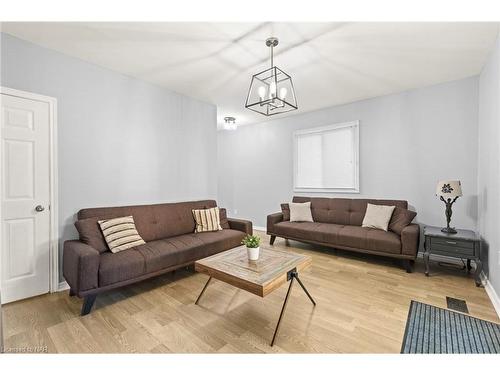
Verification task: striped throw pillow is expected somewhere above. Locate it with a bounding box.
[98,216,145,253]
[192,207,223,233]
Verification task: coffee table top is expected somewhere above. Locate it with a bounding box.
[194,246,312,297]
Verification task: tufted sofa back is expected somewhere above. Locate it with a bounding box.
[292,196,408,226]
[76,200,218,252]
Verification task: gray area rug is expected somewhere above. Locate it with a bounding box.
[401,300,500,353]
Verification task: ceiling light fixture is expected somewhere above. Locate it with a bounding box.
[224,116,237,130]
[245,37,298,116]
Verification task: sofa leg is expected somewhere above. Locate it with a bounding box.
[81,294,97,316]
[403,260,414,273]
[69,288,76,297]
[270,235,276,245]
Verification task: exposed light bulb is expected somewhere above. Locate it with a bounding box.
[224,116,237,130]
[269,81,277,99]
[258,86,266,101]
[279,87,287,100]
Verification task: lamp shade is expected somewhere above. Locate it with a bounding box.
[436,180,462,198]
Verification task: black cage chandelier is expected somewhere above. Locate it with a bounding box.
[245,37,298,116]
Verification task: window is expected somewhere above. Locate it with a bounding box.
[293,121,359,193]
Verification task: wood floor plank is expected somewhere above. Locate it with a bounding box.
[3,230,498,353]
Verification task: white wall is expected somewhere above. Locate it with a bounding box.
[218,77,479,233]
[0,33,218,279]
[478,36,500,296]
[1,31,492,293]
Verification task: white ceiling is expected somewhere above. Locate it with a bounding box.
[2,22,499,128]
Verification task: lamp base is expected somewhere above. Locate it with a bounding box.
[441,227,457,234]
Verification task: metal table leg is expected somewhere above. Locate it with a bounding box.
[294,272,316,305]
[271,276,295,346]
[474,259,483,287]
[270,269,316,346]
[195,276,212,305]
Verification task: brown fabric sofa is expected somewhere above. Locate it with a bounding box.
[63,199,252,315]
[267,196,419,271]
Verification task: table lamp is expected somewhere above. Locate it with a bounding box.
[436,180,462,234]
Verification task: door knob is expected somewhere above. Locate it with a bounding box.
[35,205,45,212]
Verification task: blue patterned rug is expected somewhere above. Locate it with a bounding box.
[401,300,500,353]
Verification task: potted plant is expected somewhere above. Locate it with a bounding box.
[241,234,261,261]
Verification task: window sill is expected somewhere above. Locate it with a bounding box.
[293,187,360,194]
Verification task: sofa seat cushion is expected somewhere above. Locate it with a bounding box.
[337,226,401,254]
[99,249,146,287]
[273,222,401,254]
[137,229,245,273]
[194,229,246,254]
[273,221,344,243]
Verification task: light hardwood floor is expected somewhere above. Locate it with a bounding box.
[3,230,499,353]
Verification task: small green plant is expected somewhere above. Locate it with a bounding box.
[241,234,260,248]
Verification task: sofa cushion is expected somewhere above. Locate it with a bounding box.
[136,229,245,273]
[273,222,401,254]
[98,216,145,253]
[78,200,218,242]
[338,226,401,254]
[292,196,407,226]
[389,207,417,235]
[361,204,396,231]
[319,223,345,243]
[280,203,290,221]
[99,249,146,287]
[365,229,401,253]
[75,217,109,253]
[289,202,314,222]
[219,208,230,229]
[195,229,246,254]
[192,207,223,232]
[273,221,343,243]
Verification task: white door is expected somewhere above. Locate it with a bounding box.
[1,93,51,303]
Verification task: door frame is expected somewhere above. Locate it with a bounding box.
[0,86,59,295]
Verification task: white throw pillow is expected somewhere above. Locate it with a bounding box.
[362,203,396,231]
[289,202,314,222]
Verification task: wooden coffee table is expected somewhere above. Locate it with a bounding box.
[194,245,315,346]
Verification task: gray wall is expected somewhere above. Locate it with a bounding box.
[218,77,479,233]
[0,33,218,280]
[478,35,500,296]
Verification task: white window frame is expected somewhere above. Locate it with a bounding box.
[293,120,360,193]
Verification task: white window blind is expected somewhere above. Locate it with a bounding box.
[293,121,359,193]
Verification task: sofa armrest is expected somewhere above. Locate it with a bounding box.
[228,218,253,235]
[63,240,100,295]
[401,223,420,257]
[267,212,284,234]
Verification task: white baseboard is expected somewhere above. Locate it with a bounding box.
[481,272,500,319]
[57,281,69,292]
[253,226,266,232]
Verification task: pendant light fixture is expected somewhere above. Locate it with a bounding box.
[245,37,298,116]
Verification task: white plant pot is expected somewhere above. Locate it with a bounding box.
[247,246,260,261]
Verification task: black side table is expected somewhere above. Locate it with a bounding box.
[423,226,482,287]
